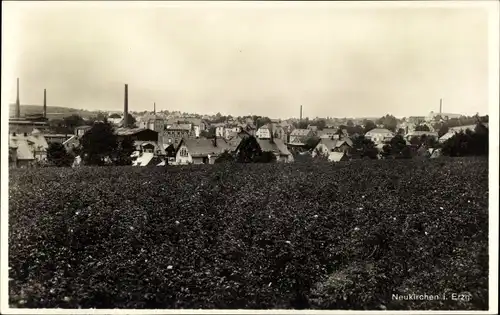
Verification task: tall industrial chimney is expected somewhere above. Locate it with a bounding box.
[123,84,129,127]
[300,105,303,120]
[16,78,21,118]
[43,89,47,119]
[154,102,156,115]
[439,98,442,116]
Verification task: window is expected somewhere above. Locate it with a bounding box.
[179,148,188,157]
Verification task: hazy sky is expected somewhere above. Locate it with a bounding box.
[2,1,494,118]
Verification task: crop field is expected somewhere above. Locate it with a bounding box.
[9,157,489,310]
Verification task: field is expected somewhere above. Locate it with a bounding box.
[9,157,489,310]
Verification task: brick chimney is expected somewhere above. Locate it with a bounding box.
[123,84,129,127]
[43,89,47,119]
[16,78,20,118]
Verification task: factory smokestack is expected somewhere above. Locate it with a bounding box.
[300,105,303,120]
[124,84,129,127]
[43,89,47,119]
[439,98,442,116]
[154,102,156,115]
[16,78,20,118]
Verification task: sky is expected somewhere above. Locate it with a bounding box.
[2,1,495,119]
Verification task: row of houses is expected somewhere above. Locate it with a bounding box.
[8,116,485,168]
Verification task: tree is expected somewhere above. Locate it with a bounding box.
[397,128,405,135]
[437,125,449,138]
[363,120,377,133]
[346,120,354,127]
[200,127,216,138]
[48,118,72,134]
[415,124,430,132]
[109,113,121,118]
[256,117,272,129]
[352,135,378,159]
[304,136,321,151]
[315,119,327,131]
[377,114,398,132]
[63,114,86,133]
[95,112,108,122]
[47,142,74,167]
[386,135,411,159]
[345,125,363,136]
[123,113,137,127]
[236,136,263,163]
[236,136,277,163]
[113,137,136,166]
[80,122,118,166]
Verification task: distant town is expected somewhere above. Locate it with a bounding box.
[8,79,489,167]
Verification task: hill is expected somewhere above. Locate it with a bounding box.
[9,104,101,120]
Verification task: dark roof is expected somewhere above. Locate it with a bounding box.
[257,138,292,156]
[177,137,230,157]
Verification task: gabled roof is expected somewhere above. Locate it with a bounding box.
[290,129,312,136]
[365,128,394,135]
[177,137,229,157]
[256,138,292,156]
[329,151,347,162]
[9,138,35,160]
[316,137,353,151]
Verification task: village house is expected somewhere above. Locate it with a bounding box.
[256,138,294,163]
[289,128,315,145]
[212,123,226,138]
[175,137,232,165]
[225,130,251,151]
[364,128,395,145]
[138,112,165,134]
[224,124,244,139]
[163,124,192,147]
[9,130,49,167]
[318,128,337,139]
[311,137,353,159]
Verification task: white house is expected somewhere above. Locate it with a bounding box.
[256,125,272,139]
[364,128,395,145]
[312,138,353,158]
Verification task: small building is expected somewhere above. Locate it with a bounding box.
[312,137,353,158]
[175,137,231,165]
[256,138,294,163]
[318,128,337,139]
[9,130,49,166]
[365,128,395,145]
[163,124,192,147]
[289,129,315,145]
